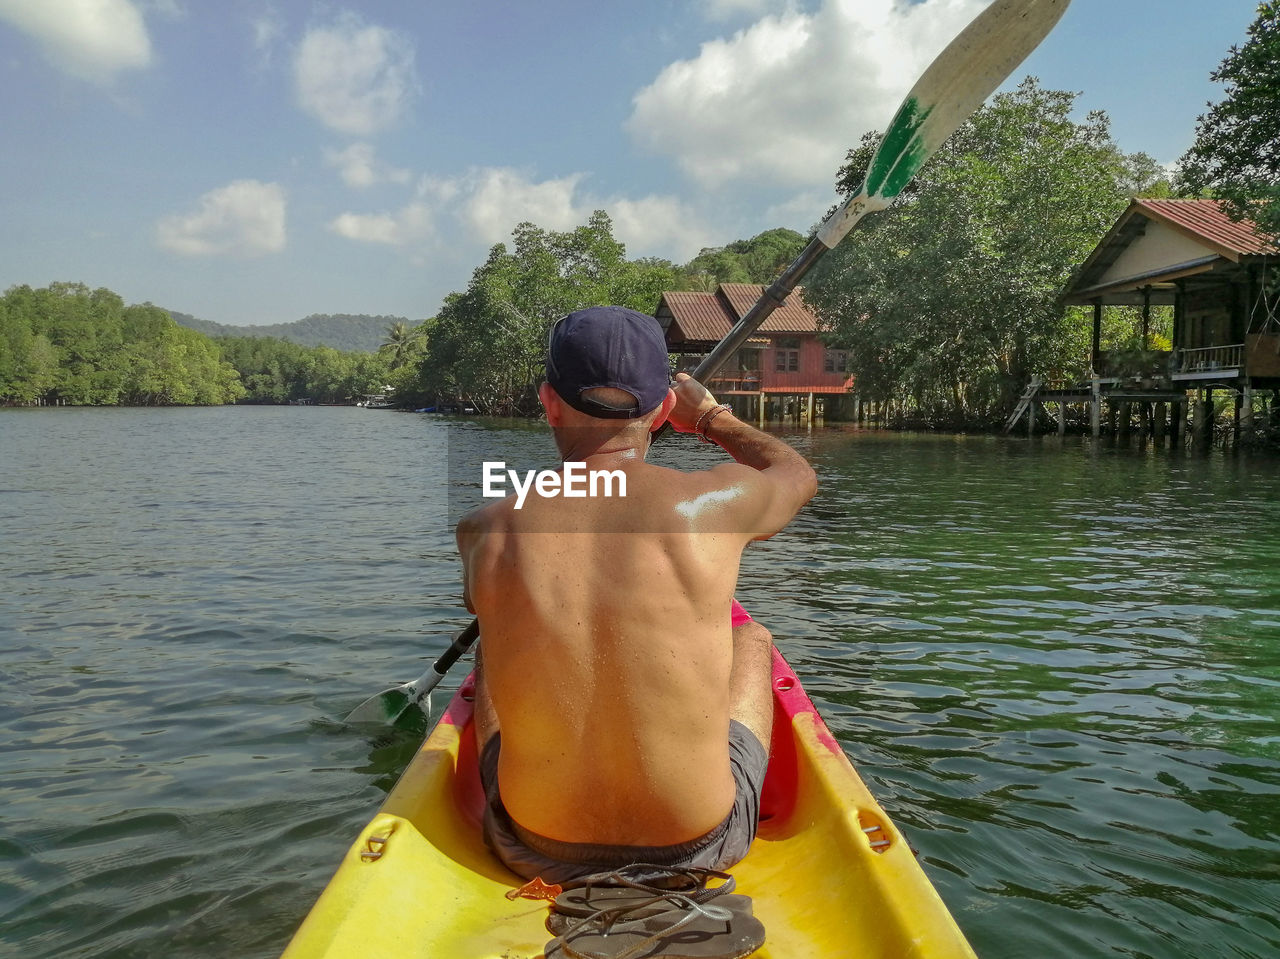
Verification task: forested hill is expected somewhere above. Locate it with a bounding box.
[167,310,420,352]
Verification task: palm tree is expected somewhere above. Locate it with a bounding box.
[380,321,414,369]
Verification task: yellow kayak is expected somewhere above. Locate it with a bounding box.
[282,649,978,958]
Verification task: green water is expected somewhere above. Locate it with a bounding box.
[1,409,1277,958]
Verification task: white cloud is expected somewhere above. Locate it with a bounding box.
[0,0,151,81]
[628,0,987,189]
[451,168,591,244]
[329,203,432,245]
[249,6,284,66]
[293,11,417,136]
[142,0,182,18]
[155,180,286,256]
[329,167,718,263]
[324,142,411,189]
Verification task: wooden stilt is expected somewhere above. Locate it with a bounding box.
[1198,390,1214,446]
[1091,376,1101,438]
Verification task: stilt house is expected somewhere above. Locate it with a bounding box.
[655,283,853,424]
[1015,199,1278,438]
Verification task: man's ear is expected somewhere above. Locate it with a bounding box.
[649,388,677,431]
[539,382,564,427]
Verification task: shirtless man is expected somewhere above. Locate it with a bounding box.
[456,305,816,882]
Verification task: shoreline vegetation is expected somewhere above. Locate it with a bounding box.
[0,220,810,413]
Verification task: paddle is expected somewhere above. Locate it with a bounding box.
[691,0,1072,380]
[346,0,1070,728]
[345,620,480,726]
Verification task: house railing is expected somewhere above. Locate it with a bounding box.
[707,373,763,392]
[1176,344,1244,374]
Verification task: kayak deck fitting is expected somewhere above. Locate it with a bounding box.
[282,648,978,958]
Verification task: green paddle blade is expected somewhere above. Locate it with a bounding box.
[345,622,480,728]
[345,668,436,725]
[818,0,1072,248]
[345,685,416,725]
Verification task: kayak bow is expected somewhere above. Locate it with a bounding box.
[282,649,977,958]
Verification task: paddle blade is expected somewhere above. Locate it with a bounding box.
[873,0,1070,199]
[818,0,1071,246]
[344,684,418,725]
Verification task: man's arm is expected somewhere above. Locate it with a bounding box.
[668,373,817,537]
[455,510,478,614]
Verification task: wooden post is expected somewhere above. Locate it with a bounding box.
[807,392,815,431]
[1092,301,1102,373]
[1091,376,1101,438]
[1141,287,1151,350]
[1058,400,1067,436]
[1242,383,1254,434]
[1154,402,1166,442]
[1197,390,1214,447]
[1118,401,1130,438]
[758,391,766,427]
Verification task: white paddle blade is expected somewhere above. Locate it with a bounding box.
[817,0,1071,248]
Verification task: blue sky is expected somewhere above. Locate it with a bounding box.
[0,0,1262,328]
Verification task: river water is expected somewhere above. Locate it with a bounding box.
[1,406,1277,959]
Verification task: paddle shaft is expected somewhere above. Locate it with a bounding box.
[418,619,481,701]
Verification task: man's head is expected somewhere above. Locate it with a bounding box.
[545,306,671,421]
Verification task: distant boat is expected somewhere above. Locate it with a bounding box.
[358,388,397,409]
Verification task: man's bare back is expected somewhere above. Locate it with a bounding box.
[456,306,816,873]
[461,459,762,844]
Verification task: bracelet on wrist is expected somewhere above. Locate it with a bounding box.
[692,403,723,435]
[696,403,732,443]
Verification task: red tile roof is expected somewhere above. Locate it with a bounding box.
[717,284,820,332]
[658,291,736,342]
[659,284,819,344]
[1134,198,1274,259]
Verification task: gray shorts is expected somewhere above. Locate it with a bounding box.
[478,720,769,883]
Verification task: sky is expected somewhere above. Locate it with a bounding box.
[0,0,1263,328]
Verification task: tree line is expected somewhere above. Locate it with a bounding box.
[0,283,245,406]
[0,282,403,407]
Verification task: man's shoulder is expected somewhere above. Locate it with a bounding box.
[457,496,515,539]
[665,459,765,490]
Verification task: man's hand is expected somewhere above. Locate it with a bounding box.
[668,372,723,434]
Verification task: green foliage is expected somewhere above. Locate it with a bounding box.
[1177,1,1280,240]
[677,228,807,291]
[172,310,420,352]
[0,282,245,406]
[804,78,1168,427]
[418,211,678,415]
[215,336,392,405]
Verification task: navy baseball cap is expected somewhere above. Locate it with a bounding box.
[546,306,671,419]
